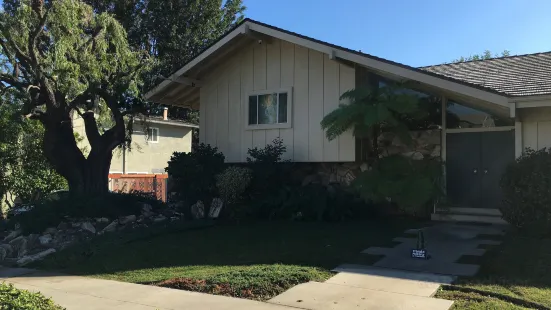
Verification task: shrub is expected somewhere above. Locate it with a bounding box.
[216,167,252,204]
[166,143,225,204]
[352,155,443,217]
[246,138,293,197]
[0,283,64,310]
[10,191,166,234]
[500,148,551,234]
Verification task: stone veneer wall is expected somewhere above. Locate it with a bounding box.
[301,130,441,187]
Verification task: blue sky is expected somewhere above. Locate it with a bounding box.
[244,0,551,67]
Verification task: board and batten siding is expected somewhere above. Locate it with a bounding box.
[520,107,551,151]
[199,38,355,163]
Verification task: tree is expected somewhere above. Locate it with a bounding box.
[453,50,510,63]
[0,0,148,195]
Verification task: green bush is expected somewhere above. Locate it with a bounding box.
[500,148,551,234]
[166,143,225,204]
[353,155,443,217]
[0,282,64,310]
[10,192,166,234]
[216,166,252,204]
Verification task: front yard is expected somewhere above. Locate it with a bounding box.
[436,233,551,309]
[34,219,417,300]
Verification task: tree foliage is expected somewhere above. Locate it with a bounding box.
[453,50,510,63]
[0,0,148,195]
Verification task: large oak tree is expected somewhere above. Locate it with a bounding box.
[0,0,148,195]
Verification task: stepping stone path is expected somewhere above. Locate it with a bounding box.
[267,222,507,310]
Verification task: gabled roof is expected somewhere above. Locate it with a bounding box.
[421,52,551,97]
[146,19,510,115]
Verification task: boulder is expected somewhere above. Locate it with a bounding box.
[0,244,13,257]
[95,217,109,223]
[57,222,69,230]
[403,151,424,160]
[81,222,96,234]
[43,227,57,235]
[190,201,205,219]
[153,215,167,223]
[101,220,118,233]
[27,234,39,250]
[9,236,28,258]
[142,204,153,213]
[17,249,56,266]
[209,198,223,219]
[0,247,6,261]
[39,234,53,246]
[119,215,137,225]
[3,230,21,242]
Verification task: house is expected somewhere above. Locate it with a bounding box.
[73,108,197,174]
[145,18,551,223]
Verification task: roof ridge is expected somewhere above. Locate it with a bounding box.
[420,51,551,68]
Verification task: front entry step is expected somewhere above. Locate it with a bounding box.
[431,212,507,225]
[268,281,454,310]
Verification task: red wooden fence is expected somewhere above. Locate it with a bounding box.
[108,174,168,202]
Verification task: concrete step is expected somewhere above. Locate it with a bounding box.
[431,213,507,225]
[330,264,455,297]
[268,281,454,310]
[436,207,502,217]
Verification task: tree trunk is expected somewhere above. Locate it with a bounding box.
[41,109,123,196]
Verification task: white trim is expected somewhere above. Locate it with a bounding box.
[509,102,516,118]
[147,127,160,143]
[146,20,510,111]
[446,126,515,133]
[515,121,522,158]
[508,94,551,102]
[516,100,551,108]
[244,87,293,130]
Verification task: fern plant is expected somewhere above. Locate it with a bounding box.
[321,83,443,215]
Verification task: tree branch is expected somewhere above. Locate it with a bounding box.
[28,5,50,67]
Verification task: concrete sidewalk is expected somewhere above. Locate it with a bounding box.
[0,268,290,310]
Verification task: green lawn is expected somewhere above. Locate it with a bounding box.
[435,233,551,310]
[35,219,417,300]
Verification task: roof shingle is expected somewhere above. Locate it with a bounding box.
[420,52,551,97]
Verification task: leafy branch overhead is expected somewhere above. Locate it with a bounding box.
[320,83,425,145]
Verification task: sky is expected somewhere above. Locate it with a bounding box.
[243,0,551,67]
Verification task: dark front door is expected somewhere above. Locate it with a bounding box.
[446,130,515,209]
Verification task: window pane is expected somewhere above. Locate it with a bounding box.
[258,93,278,124]
[278,93,288,123]
[248,96,258,125]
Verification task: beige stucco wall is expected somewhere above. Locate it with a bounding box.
[72,115,192,173]
[198,38,356,163]
[519,106,551,151]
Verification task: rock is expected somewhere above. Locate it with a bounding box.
[57,222,69,230]
[95,217,109,223]
[71,222,81,228]
[119,215,137,225]
[190,201,205,219]
[209,198,223,219]
[301,174,318,186]
[430,145,442,158]
[17,249,56,266]
[9,236,28,258]
[0,247,7,261]
[403,151,424,160]
[101,220,118,233]
[27,234,39,250]
[360,162,369,172]
[0,244,13,257]
[142,204,153,213]
[153,215,167,223]
[81,222,96,234]
[43,227,57,235]
[39,234,52,246]
[3,230,21,242]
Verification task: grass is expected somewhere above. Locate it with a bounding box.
[435,233,551,309]
[34,219,417,300]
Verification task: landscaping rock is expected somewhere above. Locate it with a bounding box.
[3,230,21,242]
[360,162,369,172]
[0,244,13,258]
[101,220,118,233]
[81,222,96,234]
[95,217,109,223]
[39,234,52,246]
[43,227,57,235]
[9,236,28,258]
[142,204,153,213]
[153,215,167,223]
[17,249,56,266]
[71,222,81,228]
[209,198,223,219]
[27,234,39,250]
[119,215,137,225]
[191,201,205,219]
[403,151,424,160]
[0,247,7,261]
[57,222,69,230]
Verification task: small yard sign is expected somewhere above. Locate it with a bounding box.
[410,230,429,260]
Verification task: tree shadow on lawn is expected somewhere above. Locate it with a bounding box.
[32,218,420,282]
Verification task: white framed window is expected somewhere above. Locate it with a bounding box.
[246,87,292,130]
[147,127,159,143]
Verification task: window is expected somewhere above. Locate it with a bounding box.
[147,128,159,143]
[246,88,292,129]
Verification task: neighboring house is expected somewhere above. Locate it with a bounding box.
[144,18,551,223]
[73,108,197,174]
